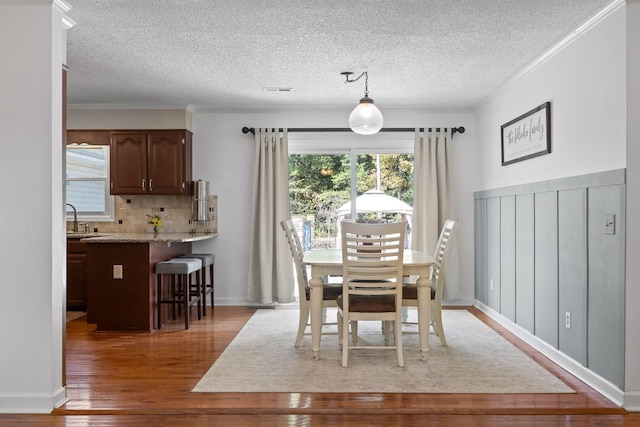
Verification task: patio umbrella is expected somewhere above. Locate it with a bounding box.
[336,190,413,216]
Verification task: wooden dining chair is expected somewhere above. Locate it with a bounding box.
[337,221,406,367]
[280,219,343,347]
[402,218,459,346]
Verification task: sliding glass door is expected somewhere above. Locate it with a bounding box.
[288,150,413,249]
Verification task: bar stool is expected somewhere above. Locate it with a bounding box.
[180,253,215,315]
[155,258,202,329]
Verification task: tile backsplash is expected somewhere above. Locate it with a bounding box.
[68,195,218,234]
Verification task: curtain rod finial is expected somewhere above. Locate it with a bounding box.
[452,126,465,136]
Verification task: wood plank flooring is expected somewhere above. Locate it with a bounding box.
[2,306,640,426]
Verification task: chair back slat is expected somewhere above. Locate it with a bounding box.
[341,221,406,300]
[431,219,459,300]
[280,219,308,296]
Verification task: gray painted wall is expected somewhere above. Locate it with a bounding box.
[534,191,559,348]
[474,169,626,388]
[500,196,516,322]
[515,194,535,332]
[558,188,587,365]
[486,197,501,312]
[587,185,625,388]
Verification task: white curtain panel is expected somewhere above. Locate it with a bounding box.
[411,128,460,300]
[246,129,295,304]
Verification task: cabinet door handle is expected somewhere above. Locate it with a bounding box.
[142,179,146,190]
[182,138,185,145]
[110,181,113,189]
[149,179,153,191]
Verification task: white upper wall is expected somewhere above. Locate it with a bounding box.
[67,108,193,130]
[474,3,627,191]
[190,108,477,306]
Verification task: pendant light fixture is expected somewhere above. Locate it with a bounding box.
[341,71,383,135]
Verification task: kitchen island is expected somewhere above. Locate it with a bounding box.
[83,232,217,332]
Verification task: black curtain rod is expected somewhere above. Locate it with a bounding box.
[241,126,465,136]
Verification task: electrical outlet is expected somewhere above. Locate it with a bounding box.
[113,265,123,279]
[490,279,494,291]
[565,312,571,329]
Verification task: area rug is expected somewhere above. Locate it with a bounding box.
[193,308,573,394]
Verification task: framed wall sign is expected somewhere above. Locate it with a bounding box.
[501,102,551,166]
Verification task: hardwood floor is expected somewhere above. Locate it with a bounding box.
[2,306,639,426]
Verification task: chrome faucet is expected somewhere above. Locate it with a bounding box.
[66,203,78,232]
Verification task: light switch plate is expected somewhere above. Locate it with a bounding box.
[113,265,123,279]
[605,214,616,235]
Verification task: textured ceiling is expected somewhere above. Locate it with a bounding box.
[66,0,614,110]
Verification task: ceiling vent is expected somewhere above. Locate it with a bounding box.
[263,87,293,92]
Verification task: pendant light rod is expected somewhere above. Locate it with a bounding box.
[341,71,369,96]
[241,126,465,136]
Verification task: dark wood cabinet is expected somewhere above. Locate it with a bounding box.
[67,130,111,146]
[110,130,192,195]
[86,241,191,331]
[110,132,148,194]
[67,239,88,310]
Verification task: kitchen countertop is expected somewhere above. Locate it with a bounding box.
[76,232,217,243]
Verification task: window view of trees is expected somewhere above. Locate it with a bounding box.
[288,153,414,249]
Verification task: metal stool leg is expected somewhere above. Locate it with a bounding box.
[209,263,215,311]
[157,274,163,330]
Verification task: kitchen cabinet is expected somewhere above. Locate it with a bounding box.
[84,233,215,332]
[67,239,88,310]
[110,130,192,195]
[67,129,111,146]
[86,240,188,331]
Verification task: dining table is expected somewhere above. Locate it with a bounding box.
[302,249,435,361]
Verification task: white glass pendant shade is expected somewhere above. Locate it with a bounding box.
[349,96,383,135]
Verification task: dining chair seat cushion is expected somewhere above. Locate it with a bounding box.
[336,294,396,313]
[402,285,436,301]
[305,284,343,301]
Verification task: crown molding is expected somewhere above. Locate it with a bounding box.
[0,0,73,11]
[476,0,625,109]
[0,0,51,4]
[67,103,193,111]
[0,0,76,28]
[53,0,70,12]
[54,0,75,29]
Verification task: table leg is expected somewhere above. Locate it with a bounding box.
[416,273,432,360]
[309,273,325,361]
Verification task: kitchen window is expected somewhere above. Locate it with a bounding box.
[66,145,115,221]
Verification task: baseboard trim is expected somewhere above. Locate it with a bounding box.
[474,301,624,408]
[0,386,67,414]
[212,297,277,307]
[213,298,478,308]
[625,391,640,412]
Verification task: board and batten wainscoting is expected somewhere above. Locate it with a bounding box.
[474,169,625,404]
